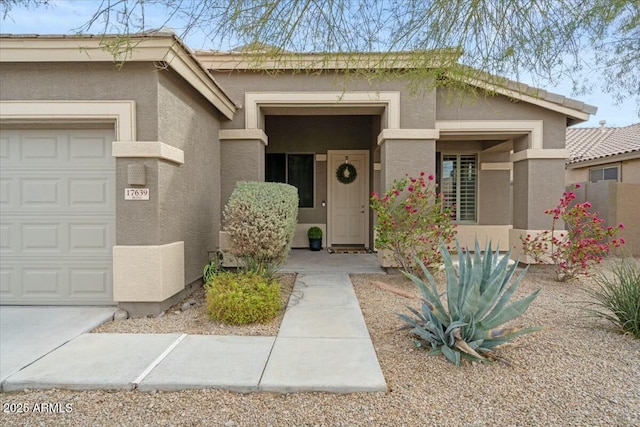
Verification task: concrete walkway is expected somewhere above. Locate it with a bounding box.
[1,273,387,393]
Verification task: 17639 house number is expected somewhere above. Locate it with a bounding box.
[124,188,150,200]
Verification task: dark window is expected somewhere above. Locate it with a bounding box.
[590,166,619,183]
[266,153,314,208]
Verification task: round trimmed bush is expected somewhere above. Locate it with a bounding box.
[204,272,282,324]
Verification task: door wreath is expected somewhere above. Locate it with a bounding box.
[336,163,357,184]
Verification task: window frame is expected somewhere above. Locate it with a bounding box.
[437,152,478,224]
[265,152,316,208]
[589,164,620,183]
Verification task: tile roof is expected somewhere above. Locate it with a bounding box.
[566,123,640,164]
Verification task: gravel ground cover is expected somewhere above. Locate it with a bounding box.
[92,274,297,336]
[2,265,639,426]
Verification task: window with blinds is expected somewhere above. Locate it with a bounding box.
[438,154,477,222]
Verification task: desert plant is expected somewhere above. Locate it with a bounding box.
[399,240,541,366]
[203,251,223,284]
[205,271,282,324]
[224,181,298,278]
[371,172,456,276]
[521,185,625,281]
[307,226,323,239]
[581,258,640,339]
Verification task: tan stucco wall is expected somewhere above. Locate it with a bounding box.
[513,158,566,230]
[0,62,160,140]
[436,88,567,150]
[211,71,436,130]
[156,70,223,286]
[570,181,640,256]
[622,158,640,183]
[566,158,640,185]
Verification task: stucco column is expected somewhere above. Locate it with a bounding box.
[377,129,439,190]
[111,141,186,312]
[219,129,268,208]
[219,129,268,258]
[509,148,568,260]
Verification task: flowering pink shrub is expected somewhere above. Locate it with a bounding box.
[371,172,456,276]
[521,185,625,281]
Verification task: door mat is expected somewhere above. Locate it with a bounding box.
[328,247,372,254]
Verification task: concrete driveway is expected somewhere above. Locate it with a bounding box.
[0,306,115,383]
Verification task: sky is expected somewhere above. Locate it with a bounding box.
[1,0,638,128]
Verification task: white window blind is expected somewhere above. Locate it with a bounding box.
[441,154,477,222]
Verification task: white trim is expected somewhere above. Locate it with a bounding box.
[112,141,184,164]
[436,120,543,149]
[510,149,568,163]
[480,162,512,171]
[376,128,439,145]
[0,36,236,119]
[219,128,268,145]
[0,100,135,141]
[245,91,400,130]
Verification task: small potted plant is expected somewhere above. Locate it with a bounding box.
[307,226,323,251]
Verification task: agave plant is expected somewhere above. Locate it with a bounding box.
[399,240,541,366]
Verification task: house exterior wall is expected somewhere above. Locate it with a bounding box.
[570,181,640,256]
[210,71,436,130]
[566,158,640,184]
[436,88,567,149]
[0,62,160,140]
[156,70,223,287]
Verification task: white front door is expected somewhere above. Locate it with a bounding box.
[328,150,369,247]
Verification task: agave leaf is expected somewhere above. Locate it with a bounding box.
[444,321,468,335]
[461,280,483,317]
[440,344,461,366]
[479,288,541,331]
[479,266,529,324]
[483,326,542,343]
[441,245,461,319]
[428,347,442,356]
[454,338,485,360]
[403,270,449,326]
[412,326,439,343]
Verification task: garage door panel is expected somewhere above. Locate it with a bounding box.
[69,134,111,161]
[21,223,63,253]
[0,128,115,305]
[22,268,63,296]
[21,133,65,162]
[69,222,112,252]
[21,178,62,207]
[69,177,111,207]
[70,268,111,297]
[0,178,10,205]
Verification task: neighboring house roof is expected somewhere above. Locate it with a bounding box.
[566,123,640,165]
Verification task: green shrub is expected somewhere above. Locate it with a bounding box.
[205,272,282,324]
[399,240,541,366]
[224,181,298,278]
[582,258,640,339]
[203,251,223,284]
[307,226,323,239]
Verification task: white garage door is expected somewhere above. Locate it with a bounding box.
[0,128,116,305]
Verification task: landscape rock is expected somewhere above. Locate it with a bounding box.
[113,309,129,321]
